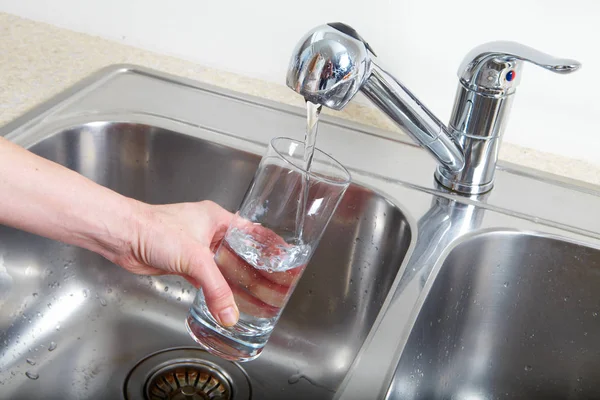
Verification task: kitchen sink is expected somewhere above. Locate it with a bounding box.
[386,231,600,399]
[2,65,600,400]
[0,122,412,399]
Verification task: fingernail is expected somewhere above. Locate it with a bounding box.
[218,305,239,327]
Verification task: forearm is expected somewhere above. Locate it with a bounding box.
[0,137,143,260]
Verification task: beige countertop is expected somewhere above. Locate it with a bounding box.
[2,12,599,187]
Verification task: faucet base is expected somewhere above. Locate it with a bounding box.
[434,167,494,195]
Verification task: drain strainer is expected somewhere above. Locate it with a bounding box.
[124,348,251,400]
[146,361,231,400]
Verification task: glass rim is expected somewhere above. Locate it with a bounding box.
[269,137,351,187]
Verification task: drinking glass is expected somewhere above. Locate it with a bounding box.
[186,137,351,361]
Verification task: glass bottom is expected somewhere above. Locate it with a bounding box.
[185,315,265,362]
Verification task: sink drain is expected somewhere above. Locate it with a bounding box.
[146,361,231,400]
[124,348,251,400]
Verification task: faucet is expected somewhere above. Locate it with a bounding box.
[286,23,581,195]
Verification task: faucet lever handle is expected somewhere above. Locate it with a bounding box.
[458,41,581,95]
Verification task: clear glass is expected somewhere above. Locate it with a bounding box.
[186,137,351,361]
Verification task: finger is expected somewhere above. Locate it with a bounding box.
[178,274,201,288]
[209,238,224,254]
[186,248,239,327]
[229,283,280,319]
[219,223,305,289]
[204,201,235,230]
[120,263,165,276]
[256,265,305,287]
[215,243,290,308]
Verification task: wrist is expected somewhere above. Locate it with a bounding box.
[81,195,149,264]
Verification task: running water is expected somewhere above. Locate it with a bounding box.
[303,101,322,171]
[296,101,322,240]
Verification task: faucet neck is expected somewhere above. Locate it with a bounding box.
[361,64,465,173]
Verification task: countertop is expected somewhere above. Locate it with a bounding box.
[2,12,599,187]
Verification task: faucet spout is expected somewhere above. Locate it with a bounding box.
[286,23,464,173]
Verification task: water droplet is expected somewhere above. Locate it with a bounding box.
[48,342,57,351]
[32,293,38,297]
[47,303,52,309]
[164,286,169,292]
[82,289,89,298]
[99,298,107,306]
[26,358,36,365]
[36,312,41,317]
[25,371,39,380]
[177,297,181,301]
[55,324,60,331]
[593,312,598,318]
[503,282,509,288]
[107,288,112,294]
[524,365,533,372]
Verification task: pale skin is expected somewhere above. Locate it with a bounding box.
[0,136,241,326]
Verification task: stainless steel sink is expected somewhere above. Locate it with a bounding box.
[1,65,600,400]
[386,231,600,399]
[0,122,411,399]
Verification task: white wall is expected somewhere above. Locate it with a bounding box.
[2,0,599,165]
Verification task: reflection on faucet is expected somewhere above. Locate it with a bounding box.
[319,60,334,91]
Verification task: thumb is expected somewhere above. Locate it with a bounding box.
[188,248,239,327]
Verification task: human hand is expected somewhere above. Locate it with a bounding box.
[113,200,240,327]
[109,200,305,325]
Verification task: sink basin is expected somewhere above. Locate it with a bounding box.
[0,122,412,399]
[386,231,600,399]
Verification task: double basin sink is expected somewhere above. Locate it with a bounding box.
[0,66,598,399]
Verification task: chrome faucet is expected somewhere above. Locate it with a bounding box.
[286,23,581,195]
